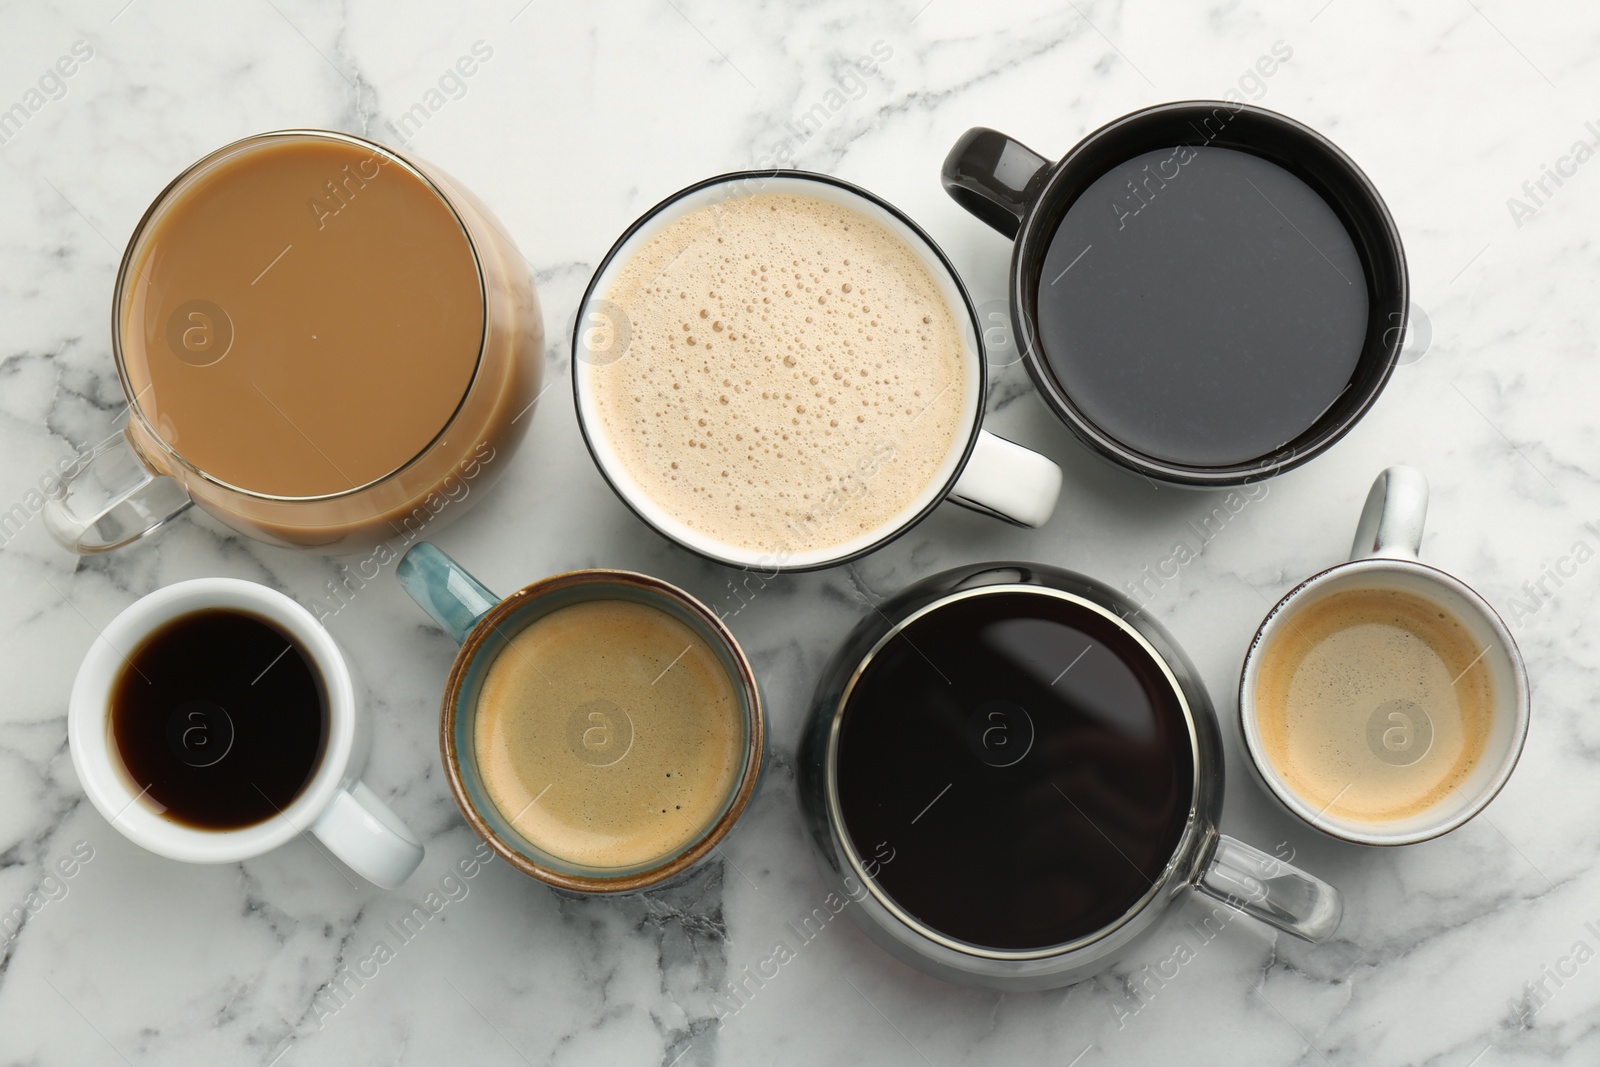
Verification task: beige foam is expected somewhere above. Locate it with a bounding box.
[1255,586,1495,823]
[473,599,742,869]
[591,192,968,557]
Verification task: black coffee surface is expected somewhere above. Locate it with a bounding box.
[835,592,1194,950]
[111,609,326,830]
[1036,145,1368,467]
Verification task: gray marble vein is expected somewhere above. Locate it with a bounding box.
[1,0,1599,1063]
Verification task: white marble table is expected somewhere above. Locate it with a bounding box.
[2,0,1597,1063]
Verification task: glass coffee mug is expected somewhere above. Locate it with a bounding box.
[45,129,542,554]
[799,562,1342,990]
[572,170,1063,572]
[396,542,764,892]
[1238,466,1530,845]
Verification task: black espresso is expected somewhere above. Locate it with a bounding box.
[111,609,327,830]
[835,591,1194,950]
[1035,145,1368,467]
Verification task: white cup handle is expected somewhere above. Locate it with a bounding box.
[311,780,424,889]
[1349,464,1428,561]
[947,429,1062,528]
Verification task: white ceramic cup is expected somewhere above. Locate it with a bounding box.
[68,577,424,887]
[572,170,1064,572]
[1238,466,1531,845]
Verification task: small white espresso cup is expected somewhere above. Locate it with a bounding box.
[68,577,424,888]
[1238,466,1530,846]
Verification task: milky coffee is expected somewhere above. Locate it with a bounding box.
[473,599,743,869]
[1254,587,1494,823]
[122,135,486,497]
[591,192,968,557]
[115,132,542,551]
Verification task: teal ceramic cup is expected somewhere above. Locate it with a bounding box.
[396,541,764,893]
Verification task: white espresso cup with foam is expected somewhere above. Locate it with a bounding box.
[1238,466,1530,846]
[572,170,1064,573]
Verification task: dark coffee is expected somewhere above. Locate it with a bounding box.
[111,609,327,830]
[835,591,1194,950]
[1035,145,1368,467]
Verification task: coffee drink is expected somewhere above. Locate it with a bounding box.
[808,562,1347,989]
[99,130,542,551]
[1037,145,1368,467]
[473,599,743,868]
[121,135,486,496]
[1254,586,1494,823]
[76,578,425,888]
[398,544,765,890]
[590,192,967,557]
[835,590,1194,950]
[111,608,328,830]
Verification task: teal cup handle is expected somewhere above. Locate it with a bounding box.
[396,541,498,645]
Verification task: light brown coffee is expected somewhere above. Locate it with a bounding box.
[122,136,483,495]
[591,192,967,557]
[473,599,743,869]
[117,132,542,550]
[1254,586,1494,823]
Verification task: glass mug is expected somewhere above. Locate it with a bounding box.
[44,129,542,554]
[800,562,1342,990]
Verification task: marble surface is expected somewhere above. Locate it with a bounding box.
[1,0,1598,1063]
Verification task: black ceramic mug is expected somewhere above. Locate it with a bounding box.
[942,101,1408,487]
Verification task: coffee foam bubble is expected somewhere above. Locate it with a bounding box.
[591,192,967,557]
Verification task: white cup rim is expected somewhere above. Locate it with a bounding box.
[68,577,356,863]
[1238,557,1530,846]
[571,169,988,572]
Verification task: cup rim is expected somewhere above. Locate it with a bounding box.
[111,128,491,503]
[1007,99,1407,487]
[1237,557,1531,846]
[67,577,356,863]
[821,582,1205,959]
[570,168,988,573]
[438,568,766,893]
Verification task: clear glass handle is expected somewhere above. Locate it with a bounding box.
[42,430,193,553]
[1194,834,1343,942]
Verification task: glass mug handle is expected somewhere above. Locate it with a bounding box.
[1194,834,1343,942]
[395,541,497,645]
[1349,464,1427,561]
[43,429,193,553]
[947,430,1063,529]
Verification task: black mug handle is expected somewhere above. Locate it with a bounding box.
[941,127,1051,240]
